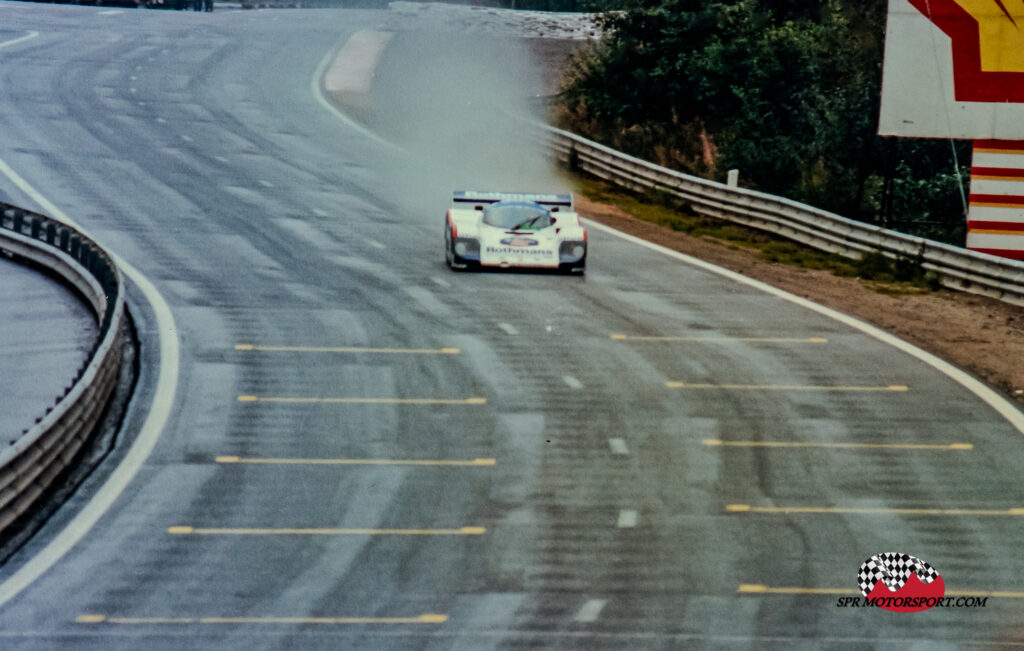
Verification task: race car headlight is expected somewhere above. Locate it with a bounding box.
[452,237,480,260]
[559,241,586,262]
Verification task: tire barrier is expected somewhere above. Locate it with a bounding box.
[0,202,125,535]
[540,126,1024,306]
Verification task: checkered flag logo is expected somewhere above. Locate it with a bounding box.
[858,553,940,597]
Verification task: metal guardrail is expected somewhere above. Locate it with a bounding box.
[0,202,125,534]
[540,126,1024,306]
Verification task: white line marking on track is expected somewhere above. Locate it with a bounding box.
[0,157,180,608]
[574,599,607,623]
[180,135,192,143]
[214,156,229,164]
[617,509,638,528]
[0,31,39,50]
[98,9,124,15]
[430,276,451,288]
[562,375,583,390]
[498,323,518,335]
[258,180,274,188]
[367,239,386,250]
[312,208,328,217]
[608,438,629,456]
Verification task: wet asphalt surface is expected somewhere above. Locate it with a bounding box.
[0,4,1022,648]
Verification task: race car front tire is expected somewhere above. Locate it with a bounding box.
[445,229,472,270]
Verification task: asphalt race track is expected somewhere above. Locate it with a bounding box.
[1,4,1023,649]
[0,256,97,436]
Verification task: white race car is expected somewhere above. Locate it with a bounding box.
[444,191,587,274]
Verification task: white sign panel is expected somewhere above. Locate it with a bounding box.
[879,0,1024,139]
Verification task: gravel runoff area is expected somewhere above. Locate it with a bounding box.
[370,2,1024,408]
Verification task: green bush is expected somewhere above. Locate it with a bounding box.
[558,0,970,243]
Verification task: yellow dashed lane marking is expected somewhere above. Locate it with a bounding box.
[738,585,1024,598]
[738,585,854,595]
[612,334,827,343]
[726,505,1024,516]
[667,382,908,391]
[703,439,972,451]
[235,344,459,354]
[75,615,109,623]
[216,456,496,466]
[237,396,486,405]
[168,526,486,535]
[78,614,448,624]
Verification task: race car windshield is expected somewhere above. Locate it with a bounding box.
[482,204,552,231]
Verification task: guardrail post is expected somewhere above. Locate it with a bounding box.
[568,143,580,173]
[727,169,739,188]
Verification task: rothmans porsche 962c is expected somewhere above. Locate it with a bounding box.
[444,191,587,274]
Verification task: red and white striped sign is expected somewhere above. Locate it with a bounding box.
[967,140,1024,260]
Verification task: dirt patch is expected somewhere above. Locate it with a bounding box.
[574,194,1024,407]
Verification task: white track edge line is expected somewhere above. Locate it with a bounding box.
[582,218,1024,435]
[0,156,180,607]
[0,31,39,50]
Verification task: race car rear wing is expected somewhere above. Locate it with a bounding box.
[452,190,574,211]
